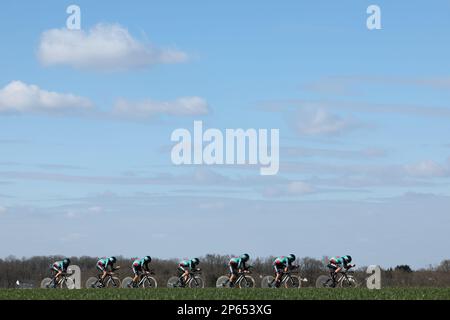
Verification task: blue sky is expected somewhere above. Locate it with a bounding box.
[0,1,449,269]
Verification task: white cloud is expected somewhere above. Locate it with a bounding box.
[0,81,207,119]
[113,96,209,118]
[292,107,355,136]
[38,24,188,71]
[0,81,93,114]
[404,160,449,178]
[0,206,6,215]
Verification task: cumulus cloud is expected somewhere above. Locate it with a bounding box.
[113,96,209,118]
[0,81,207,120]
[0,81,93,114]
[292,107,356,136]
[38,24,188,71]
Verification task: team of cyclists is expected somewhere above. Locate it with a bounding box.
[50,254,355,288]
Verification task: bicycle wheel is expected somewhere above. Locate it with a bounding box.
[216,276,231,288]
[239,276,255,288]
[189,276,204,288]
[142,276,158,288]
[104,276,121,288]
[167,276,182,288]
[315,275,334,288]
[284,275,301,288]
[85,277,101,289]
[60,277,75,289]
[261,276,276,288]
[40,278,54,289]
[121,277,134,288]
[340,275,359,288]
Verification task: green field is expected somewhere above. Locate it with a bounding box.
[0,288,449,300]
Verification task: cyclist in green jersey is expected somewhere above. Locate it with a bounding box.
[228,254,250,287]
[273,254,297,287]
[51,258,71,285]
[178,258,200,285]
[96,256,117,283]
[327,255,354,286]
[131,256,152,287]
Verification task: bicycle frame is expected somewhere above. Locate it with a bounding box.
[95,272,118,286]
[236,273,248,284]
[232,269,252,285]
[136,271,155,287]
[329,267,355,287]
[50,273,70,288]
[281,265,301,281]
[178,271,201,287]
[335,271,354,284]
[281,272,295,285]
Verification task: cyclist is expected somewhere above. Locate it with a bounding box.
[50,258,71,286]
[273,254,297,287]
[130,256,152,287]
[178,258,200,286]
[96,256,117,285]
[327,255,355,287]
[228,254,250,287]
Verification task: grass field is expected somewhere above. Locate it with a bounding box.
[0,288,449,300]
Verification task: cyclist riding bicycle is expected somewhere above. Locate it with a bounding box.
[228,254,250,287]
[130,256,152,287]
[178,258,200,286]
[327,255,355,286]
[273,254,297,287]
[96,256,117,285]
[51,258,71,285]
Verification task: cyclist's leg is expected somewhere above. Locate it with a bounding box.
[183,270,190,285]
[132,265,140,285]
[229,263,238,286]
[274,264,283,287]
[177,266,188,286]
[327,264,338,287]
[49,267,59,287]
[51,264,64,286]
[96,263,107,286]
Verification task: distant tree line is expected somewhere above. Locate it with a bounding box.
[0,255,449,288]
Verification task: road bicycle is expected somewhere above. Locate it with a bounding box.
[85,267,121,288]
[216,267,256,288]
[167,269,204,288]
[261,266,307,288]
[315,266,359,288]
[122,270,158,288]
[41,272,75,289]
